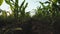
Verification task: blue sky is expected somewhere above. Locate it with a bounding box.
[0,0,48,12]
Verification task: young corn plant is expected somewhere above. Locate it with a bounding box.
[5,0,28,22]
[2,0,31,34]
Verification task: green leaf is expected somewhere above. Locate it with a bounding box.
[52,0,57,3]
[0,0,3,6]
[5,0,10,4]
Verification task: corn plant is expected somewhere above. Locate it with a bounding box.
[5,0,28,18]
[31,0,60,34]
[1,0,31,34]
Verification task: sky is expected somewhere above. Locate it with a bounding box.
[0,0,48,12]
